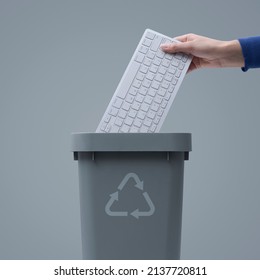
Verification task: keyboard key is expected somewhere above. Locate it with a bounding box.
[165,53,173,60]
[147,110,156,119]
[128,108,137,118]
[151,81,160,90]
[175,53,183,60]
[154,116,160,124]
[161,100,168,109]
[144,118,152,127]
[165,73,173,82]
[175,70,181,78]
[144,96,153,105]
[140,126,149,133]
[171,58,179,67]
[135,52,145,63]
[109,107,119,116]
[100,122,107,131]
[148,88,157,97]
[146,72,155,81]
[162,59,171,67]
[168,85,175,93]
[104,115,111,123]
[110,116,116,125]
[135,94,144,103]
[142,38,152,47]
[154,96,163,104]
[113,98,123,108]
[139,45,148,54]
[182,54,188,62]
[157,108,164,117]
[134,119,142,127]
[124,117,134,126]
[147,51,155,59]
[122,102,131,111]
[120,124,130,133]
[158,66,167,75]
[118,109,127,119]
[153,57,162,66]
[149,124,157,132]
[140,65,148,73]
[129,87,138,96]
[137,111,146,120]
[155,74,163,82]
[150,102,159,112]
[146,31,155,40]
[132,101,141,111]
[161,80,170,89]
[140,103,149,112]
[110,126,120,132]
[115,117,124,127]
[156,49,165,59]
[164,92,171,101]
[104,124,111,132]
[150,65,158,73]
[172,78,178,85]
[150,35,162,52]
[168,65,176,74]
[132,79,142,88]
[125,95,135,104]
[142,78,151,88]
[136,72,145,81]
[158,88,166,96]
[178,62,185,70]
[139,86,148,95]
[130,126,139,132]
[143,57,152,66]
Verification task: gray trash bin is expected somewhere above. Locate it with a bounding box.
[72,133,191,260]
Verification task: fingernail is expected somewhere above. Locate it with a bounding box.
[160,44,169,49]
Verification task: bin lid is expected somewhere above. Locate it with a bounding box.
[71,133,191,152]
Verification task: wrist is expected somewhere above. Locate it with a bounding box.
[220,40,244,68]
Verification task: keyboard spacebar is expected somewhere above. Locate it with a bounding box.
[116,61,140,99]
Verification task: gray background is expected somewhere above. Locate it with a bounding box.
[0,0,259,259]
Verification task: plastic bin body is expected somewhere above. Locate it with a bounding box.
[72,133,191,260]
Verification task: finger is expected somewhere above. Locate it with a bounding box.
[160,41,192,54]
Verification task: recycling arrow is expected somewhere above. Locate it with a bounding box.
[130,192,155,219]
[117,172,144,191]
[105,191,128,216]
[105,172,155,219]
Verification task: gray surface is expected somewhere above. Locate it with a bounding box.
[1,0,260,259]
[72,133,191,152]
[77,151,185,259]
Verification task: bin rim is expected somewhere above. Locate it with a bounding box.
[71,133,192,152]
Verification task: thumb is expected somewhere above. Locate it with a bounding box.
[160,41,192,54]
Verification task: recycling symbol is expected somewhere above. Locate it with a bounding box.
[105,172,155,219]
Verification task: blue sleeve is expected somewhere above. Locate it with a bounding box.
[238,36,260,72]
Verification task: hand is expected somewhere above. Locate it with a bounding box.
[160,33,244,72]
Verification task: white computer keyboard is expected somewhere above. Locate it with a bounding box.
[96,29,192,133]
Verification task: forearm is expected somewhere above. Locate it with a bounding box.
[218,40,244,68]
